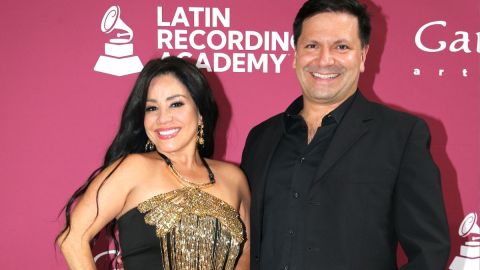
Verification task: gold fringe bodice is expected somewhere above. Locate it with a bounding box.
[137,187,245,270]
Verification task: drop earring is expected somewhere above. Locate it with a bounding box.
[145,139,155,152]
[197,123,205,146]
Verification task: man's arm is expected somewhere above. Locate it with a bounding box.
[394,118,451,269]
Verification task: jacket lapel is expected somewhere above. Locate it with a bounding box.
[313,93,374,183]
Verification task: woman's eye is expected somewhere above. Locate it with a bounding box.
[145,106,157,112]
[171,102,184,108]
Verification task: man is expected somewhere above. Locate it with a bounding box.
[240,0,450,269]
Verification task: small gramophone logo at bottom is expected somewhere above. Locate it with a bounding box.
[449,212,480,270]
[94,5,143,76]
[94,249,120,269]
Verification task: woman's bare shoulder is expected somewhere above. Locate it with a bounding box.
[206,159,247,188]
[95,152,162,185]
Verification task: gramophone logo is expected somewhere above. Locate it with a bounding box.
[94,6,143,76]
[94,249,119,269]
[449,212,480,270]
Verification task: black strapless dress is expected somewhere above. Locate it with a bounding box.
[117,187,245,270]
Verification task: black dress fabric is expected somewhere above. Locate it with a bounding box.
[118,208,164,269]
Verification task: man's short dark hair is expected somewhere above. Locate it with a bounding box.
[293,0,371,48]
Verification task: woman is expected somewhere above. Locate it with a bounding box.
[57,56,250,270]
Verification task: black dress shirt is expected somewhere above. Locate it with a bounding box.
[260,92,357,270]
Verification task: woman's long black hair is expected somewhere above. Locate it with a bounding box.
[56,56,218,265]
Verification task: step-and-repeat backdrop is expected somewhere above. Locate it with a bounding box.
[1,0,479,268]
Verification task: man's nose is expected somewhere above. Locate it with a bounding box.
[316,48,334,66]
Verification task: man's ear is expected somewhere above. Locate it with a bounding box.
[292,50,297,69]
[360,45,369,72]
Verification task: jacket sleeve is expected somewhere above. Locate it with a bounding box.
[240,127,257,187]
[394,118,451,270]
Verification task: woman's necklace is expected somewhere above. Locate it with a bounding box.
[157,151,215,189]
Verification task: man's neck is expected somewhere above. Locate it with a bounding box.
[300,100,340,127]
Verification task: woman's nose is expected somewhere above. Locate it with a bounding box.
[156,108,173,124]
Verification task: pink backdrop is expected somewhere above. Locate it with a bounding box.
[1,0,478,268]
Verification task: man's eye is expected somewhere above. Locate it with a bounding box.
[305,44,317,49]
[337,44,349,50]
[171,102,184,108]
[145,106,157,112]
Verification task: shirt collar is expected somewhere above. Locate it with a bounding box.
[284,90,359,128]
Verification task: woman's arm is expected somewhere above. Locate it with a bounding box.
[57,156,138,269]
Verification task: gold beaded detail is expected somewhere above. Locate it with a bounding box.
[138,187,245,270]
[167,162,214,189]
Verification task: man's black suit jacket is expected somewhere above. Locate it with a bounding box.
[241,92,450,270]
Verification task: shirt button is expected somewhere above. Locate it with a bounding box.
[288,229,295,236]
[293,192,299,198]
[283,265,289,270]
